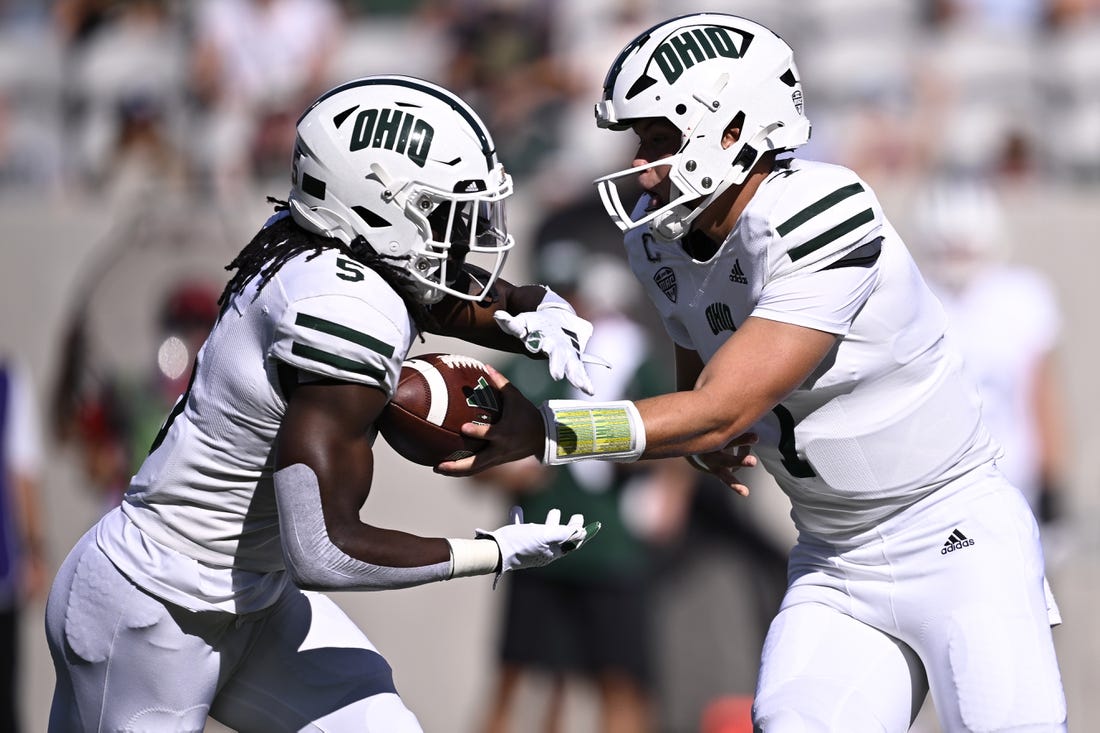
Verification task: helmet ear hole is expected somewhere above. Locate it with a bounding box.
[352,206,390,229]
[726,111,746,141]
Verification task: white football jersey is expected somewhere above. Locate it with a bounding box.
[97,243,417,612]
[625,159,1000,541]
[930,266,1062,510]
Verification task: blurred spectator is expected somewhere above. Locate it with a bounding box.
[59,0,188,189]
[534,0,656,194]
[0,11,64,193]
[53,278,219,510]
[101,92,191,204]
[52,0,113,45]
[925,0,1050,32]
[189,0,342,193]
[472,239,695,733]
[0,90,64,192]
[1040,0,1100,182]
[794,0,922,179]
[649,472,790,733]
[0,357,47,733]
[322,3,451,88]
[917,0,1044,180]
[912,181,1070,535]
[441,0,575,179]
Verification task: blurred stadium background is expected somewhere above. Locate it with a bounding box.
[1,0,1098,731]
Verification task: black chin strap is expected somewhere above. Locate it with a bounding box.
[680,228,721,262]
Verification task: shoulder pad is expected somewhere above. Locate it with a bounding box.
[767,164,882,275]
[270,292,408,396]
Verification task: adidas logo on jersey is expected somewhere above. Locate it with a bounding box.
[729,259,748,284]
[941,529,975,554]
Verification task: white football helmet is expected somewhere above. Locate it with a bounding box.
[594,13,811,239]
[913,180,1008,289]
[289,75,514,304]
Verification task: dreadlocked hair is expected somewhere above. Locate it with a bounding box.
[219,198,438,334]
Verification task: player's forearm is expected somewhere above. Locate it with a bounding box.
[499,280,552,315]
[536,363,777,468]
[273,464,499,590]
[13,473,46,561]
[427,274,550,351]
[636,389,763,458]
[537,388,764,467]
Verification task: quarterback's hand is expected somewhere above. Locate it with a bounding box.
[688,433,759,497]
[494,297,610,395]
[476,507,600,586]
[436,365,544,477]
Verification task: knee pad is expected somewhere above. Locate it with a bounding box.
[124,705,210,733]
[753,685,894,733]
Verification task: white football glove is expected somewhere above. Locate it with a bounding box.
[494,289,611,396]
[476,507,600,587]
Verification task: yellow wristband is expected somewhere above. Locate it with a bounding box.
[539,399,646,465]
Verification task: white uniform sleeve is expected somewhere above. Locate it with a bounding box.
[753,167,884,335]
[270,293,404,396]
[754,263,879,336]
[770,172,882,278]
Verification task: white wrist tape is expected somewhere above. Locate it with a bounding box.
[446,538,501,578]
[539,399,646,465]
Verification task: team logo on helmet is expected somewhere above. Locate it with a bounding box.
[349,108,434,168]
[651,25,754,85]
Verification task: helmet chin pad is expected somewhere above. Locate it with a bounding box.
[652,209,689,242]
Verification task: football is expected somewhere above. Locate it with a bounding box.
[378,353,502,466]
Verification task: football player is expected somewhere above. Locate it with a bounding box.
[45,76,604,732]
[439,13,1068,732]
[913,181,1069,531]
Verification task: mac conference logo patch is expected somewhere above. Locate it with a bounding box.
[654,266,677,302]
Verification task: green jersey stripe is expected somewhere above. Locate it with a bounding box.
[291,342,388,381]
[295,313,394,357]
[777,182,865,236]
[788,208,875,262]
